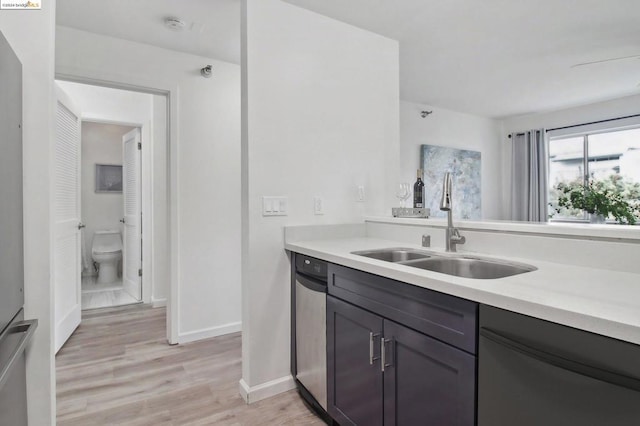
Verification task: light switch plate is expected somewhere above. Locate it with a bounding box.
[357,185,365,202]
[262,196,288,216]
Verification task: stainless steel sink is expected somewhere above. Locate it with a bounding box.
[403,256,536,279]
[351,248,536,279]
[351,248,432,262]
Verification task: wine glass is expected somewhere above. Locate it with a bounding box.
[396,183,408,208]
[401,183,412,208]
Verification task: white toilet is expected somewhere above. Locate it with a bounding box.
[92,230,123,284]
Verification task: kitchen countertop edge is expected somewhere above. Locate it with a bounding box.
[286,237,640,346]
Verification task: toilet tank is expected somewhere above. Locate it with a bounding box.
[92,230,122,254]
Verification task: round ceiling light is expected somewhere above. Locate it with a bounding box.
[164,17,186,31]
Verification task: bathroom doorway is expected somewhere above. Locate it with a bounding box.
[80,121,141,310]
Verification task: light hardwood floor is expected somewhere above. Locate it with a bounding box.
[56,305,325,425]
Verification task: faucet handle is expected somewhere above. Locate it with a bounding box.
[422,234,431,248]
[451,228,466,244]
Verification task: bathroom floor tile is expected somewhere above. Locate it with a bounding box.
[81,276,139,310]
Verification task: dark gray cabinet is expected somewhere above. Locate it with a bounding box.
[327,263,478,426]
[383,320,476,426]
[327,296,383,426]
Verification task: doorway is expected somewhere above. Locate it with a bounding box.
[53,80,169,351]
[80,122,140,310]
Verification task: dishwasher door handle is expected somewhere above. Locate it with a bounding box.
[296,274,327,293]
[480,327,640,393]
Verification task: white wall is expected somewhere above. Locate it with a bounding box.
[56,26,242,342]
[80,122,132,276]
[400,101,503,219]
[241,0,400,401]
[500,93,640,219]
[0,6,56,425]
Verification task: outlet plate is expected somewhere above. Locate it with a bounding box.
[314,196,324,215]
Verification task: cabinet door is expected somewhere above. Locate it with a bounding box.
[327,296,384,426]
[383,320,476,426]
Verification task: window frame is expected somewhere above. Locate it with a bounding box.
[548,123,640,224]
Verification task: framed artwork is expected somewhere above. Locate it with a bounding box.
[95,164,123,193]
[421,145,481,220]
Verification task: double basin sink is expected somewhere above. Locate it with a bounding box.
[351,248,536,279]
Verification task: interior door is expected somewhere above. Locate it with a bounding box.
[122,128,142,301]
[54,85,82,353]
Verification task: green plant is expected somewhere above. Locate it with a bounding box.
[552,176,640,225]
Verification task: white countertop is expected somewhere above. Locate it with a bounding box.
[285,236,640,345]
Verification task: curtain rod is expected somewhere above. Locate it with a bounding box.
[507,113,640,139]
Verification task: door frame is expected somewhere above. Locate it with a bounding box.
[56,73,179,345]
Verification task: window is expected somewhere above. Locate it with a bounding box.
[548,127,640,222]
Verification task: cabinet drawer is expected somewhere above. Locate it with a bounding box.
[328,263,477,354]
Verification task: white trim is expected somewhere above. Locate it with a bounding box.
[167,89,180,345]
[177,321,242,344]
[54,305,80,354]
[141,118,153,305]
[238,376,296,404]
[151,298,167,308]
[80,116,143,128]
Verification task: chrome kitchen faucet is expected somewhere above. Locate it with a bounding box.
[440,172,466,252]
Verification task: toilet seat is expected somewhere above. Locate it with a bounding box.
[92,230,123,255]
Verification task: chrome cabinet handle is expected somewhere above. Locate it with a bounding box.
[381,338,394,372]
[369,332,381,365]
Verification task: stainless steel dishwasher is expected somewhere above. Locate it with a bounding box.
[291,253,330,421]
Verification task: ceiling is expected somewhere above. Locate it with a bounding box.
[284,0,640,118]
[57,0,640,118]
[56,0,241,65]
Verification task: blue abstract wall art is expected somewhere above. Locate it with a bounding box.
[420,144,481,220]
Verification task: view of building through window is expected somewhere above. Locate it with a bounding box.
[548,127,640,222]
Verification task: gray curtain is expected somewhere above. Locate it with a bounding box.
[511,129,548,222]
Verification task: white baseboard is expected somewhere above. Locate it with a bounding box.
[177,321,242,344]
[55,305,81,354]
[239,375,296,404]
[151,298,167,308]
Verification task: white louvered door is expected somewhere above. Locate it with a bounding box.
[122,128,142,301]
[54,85,82,353]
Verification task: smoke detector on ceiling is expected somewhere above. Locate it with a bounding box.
[164,17,186,31]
